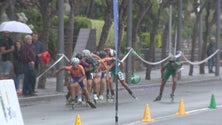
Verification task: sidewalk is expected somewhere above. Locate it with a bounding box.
[18,65,222,105]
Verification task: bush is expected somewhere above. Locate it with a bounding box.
[140,32,162,48]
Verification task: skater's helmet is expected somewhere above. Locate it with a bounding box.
[75,53,83,60]
[169,56,176,62]
[70,57,80,65]
[109,49,116,57]
[99,50,107,58]
[82,49,91,57]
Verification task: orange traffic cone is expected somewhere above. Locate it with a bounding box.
[75,114,82,125]
[176,98,188,115]
[141,104,155,122]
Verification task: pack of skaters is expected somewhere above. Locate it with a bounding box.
[104,48,137,101]
[54,57,96,108]
[79,49,102,103]
[96,50,109,102]
[154,56,183,102]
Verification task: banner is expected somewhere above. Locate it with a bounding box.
[0,79,24,125]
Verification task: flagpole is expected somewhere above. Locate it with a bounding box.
[113,0,119,124]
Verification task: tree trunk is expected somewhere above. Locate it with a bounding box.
[37,0,56,88]
[188,13,199,76]
[63,0,75,86]
[0,1,10,20]
[38,18,51,89]
[145,3,164,80]
[118,0,128,52]
[131,2,151,74]
[5,0,16,20]
[86,0,94,18]
[146,31,156,80]
[161,22,169,65]
[200,2,216,74]
[97,0,113,51]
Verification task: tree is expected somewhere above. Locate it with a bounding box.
[189,0,204,76]
[0,0,16,21]
[86,0,94,18]
[145,0,168,80]
[199,1,216,74]
[5,0,16,20]
[35,0,57,88]
[118,0,128,52]
[97,0,113,50]
[0,0,11,21]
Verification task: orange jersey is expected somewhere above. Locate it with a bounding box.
[65,65,85,77]
[98,57,113,71]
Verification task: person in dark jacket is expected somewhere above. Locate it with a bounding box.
[13,41,24,95]
[20,35,36,96]
[31,32,44,93]
[0,31,14,79]
[31,32,44,73]
[207,36,216,73]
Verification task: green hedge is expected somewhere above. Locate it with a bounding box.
[140,32,162,48]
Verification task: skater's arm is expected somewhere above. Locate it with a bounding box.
[176,61,183,72]
[54,67,66,76]
[90,53,101,60]
[77,65,86,82]
[78,75,85,83]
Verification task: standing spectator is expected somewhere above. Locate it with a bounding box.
[0,31,14,79]
[207,36,216,73]
[31,32,44,92]
[20,35,36,96]
[13,41,24,95]
[31,32,44,73]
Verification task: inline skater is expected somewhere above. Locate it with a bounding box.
[104,48,137,101]
[54,57,96,108]
[154,56,183,102]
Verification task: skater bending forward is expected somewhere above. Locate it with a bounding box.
[54,57,96,108]
[154,56,183,101]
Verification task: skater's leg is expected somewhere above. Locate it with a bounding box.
[171,76,178,96]
[154,79,167,101]
[70,83,79,104]
[120,80,136,98]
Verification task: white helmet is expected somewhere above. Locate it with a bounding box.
[70,57,80,65]
[82,49,90,56]
[169,56,176,62]
[109,49,116,57]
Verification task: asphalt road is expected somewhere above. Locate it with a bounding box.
[21,80,222,125]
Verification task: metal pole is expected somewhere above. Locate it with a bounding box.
[113,0,119,124]
[168,5,172,55]
[215,0,220,76]
[177,0,182,79]
[126,0,132,84]
[177,0,182,53]
[198,2,203,61]
[56,0,64,92]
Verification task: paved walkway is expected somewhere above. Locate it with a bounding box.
[18,65,222,105]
